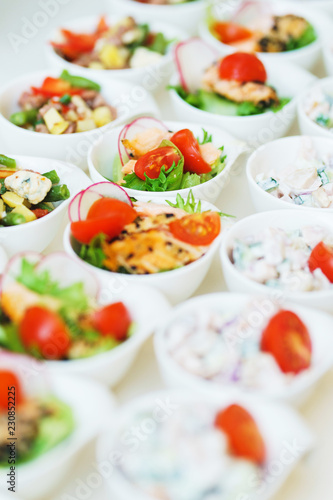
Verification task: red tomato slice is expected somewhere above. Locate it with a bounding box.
[308,241,333,283]
[219,52,267,83]
[215,404,266,465]
[0,370,24,411]
[51,42,81,61]
[31,209,49,219]
[93,302,132,341]
[261,310,312,374]
[61,29,97,53]
[213,22,253,44]
[31,77,82,97]
[87,198,137,222]
[71,216,126,245]
[134,146,181,180]
[171,129,211,175]
[19,306,71,360]
[96,16,109,34]
[169,212,220,246]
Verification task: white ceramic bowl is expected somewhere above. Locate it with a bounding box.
[46,15,185,92]
[0,244,8,273]
[97,389,313,500]
[220,209,333,313]
[0,361,116,500]
[0,154,90,257]
[107,0,206,35]
[88,120,246,204]
[63,196,224,305]
[271,0,333,16]
[169,60,316,147]
[298,77,333,138]
[246,135,333,213]
[0,70,159,170]
[155,292,333,404]
[323,44,333,76]
[199,0,330,70]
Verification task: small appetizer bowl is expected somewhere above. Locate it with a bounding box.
[169,60,316,146]
[220,209,333,313]
[63,196,224,305]
[0,363,116,499]
[155,293,333,404]
[0,70,159,170]
[199,0,327,70]
[0,244,8,273]
[323,44,333,77]
[0,155,90,257]
[88,120,246,204]
[97,389,313,500]
[246,135,333,213]
[107,0,206,35]
[298,77,333,138]
[46,15,185,92]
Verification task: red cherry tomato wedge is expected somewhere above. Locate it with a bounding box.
[87,198,136,222]
[213,22,253,44]
[19,306,71,360]
[308,241,333,283]
[0,370,24,411]
[134,146,181,180]
[31,209,49,219]
[51,42,81,61]
[92,302,132,341]
[96,16,109,34]
[219,52,267,83]
[215,404,266,465]
[31,77,82,97]
[261,310,312,374]
[61,29,97,53]
[169,212,220,246]
[171,129,211,175]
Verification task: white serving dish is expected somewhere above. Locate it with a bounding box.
[298,77,333,138]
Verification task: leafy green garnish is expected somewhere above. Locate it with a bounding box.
[0,323,25,353]
[168,84,202,108]
[271,97,291,113]
[201,147,227,182]
[166,190,202,214]
[59,94,71,105]
[60,70,101,91]
[180,172,201,189]
[79,234,107,270]
[316,114,330,127]
[127,23,149,51]
[237,101,263,116]
[197,128,213,145]
[148,32,171,55]
[285,23,317,51]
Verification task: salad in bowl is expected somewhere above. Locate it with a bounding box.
[298,78,333,139]
[168,38,315,144]
[63,182,227,303]
[88,116,245,203]
[155,293,333,402]
[0,252,169,385]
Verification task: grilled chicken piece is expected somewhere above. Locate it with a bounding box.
[256,14,309,52]
[256,36,287,53]
[134,201,187,219]
[120,214,178,236]
[202,65,279,107]
[122,127,173,159]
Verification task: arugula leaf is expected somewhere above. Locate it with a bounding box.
[166,190,202,214]
[79,234,107,270]
[197,129,213,145]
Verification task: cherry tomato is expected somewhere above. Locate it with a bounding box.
[93,302,132,341]
[51,42,81,61]
[169,212,221,246]
[219,52,267,83]
[19,306,71,360]
[213,22,253,44]
[61,29,97,53]
[134,146,181,180]
[0,370,24,411]
[87,198,137,223]
[261,310,312,374]
[72,215,128,245]
[31,77,82,97]
[31,209,49,219]
[215,404,266,465]
[171,129,211,175]
[308,241,333,283]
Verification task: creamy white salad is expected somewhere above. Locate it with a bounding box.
[164,301,303,392]
[304,88,333,132]
[256,144,333,208]
[116,403,261,500]
[232,226,333,292]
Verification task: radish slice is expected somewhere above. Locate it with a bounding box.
[78,181,133,220]
[37,252,99,299]
[231,1,272,26]
[174,38,219,93]
[1,251,41,295]
[68,190,84,223]
[120,117,169,166]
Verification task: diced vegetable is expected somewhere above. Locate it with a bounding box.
[257,177,279,192]
[10,109,38,127]
[99,44,127,68]
[0,199,4,215]
[43,170,60,184]
[2,212,26,226]
[76,119,97,133]
[11,205,37,222]
[2,191,24,207]
[0,154,16,170]
[43,108,69,134]
[92,106,113,127]
[44,185,70,202]
[59,94,72,105]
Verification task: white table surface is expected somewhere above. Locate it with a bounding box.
[1,1,333,499]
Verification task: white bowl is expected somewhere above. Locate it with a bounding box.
[0,70,160,170]
[46,15,185,92]
[155,292,333,404]
[323,44,333,76]
[63,196,224,305]
[220,209,333,313]
[246,135,333,213]
[0,363,116,500]
[107,0,206,35]
[88,120,246,204]
[0,244,8,273]
[169,60,316,147]
[0,154,90,257]
[97,389,313,500]
[199,0,330,70]
[271,0,333,16]
[298,77,333,138]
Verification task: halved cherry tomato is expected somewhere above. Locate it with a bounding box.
[0,370,24,411]
[134,146,181,180]
[92,302,131,341]
[72,215,128,245]
[169,212,220,246]
[31,77,82,97]
[87,198,137,223]
[213,21,253,44]
[215,404,266,465]
[19,306,71,360]
[219,52,267,83]
[261,310,312,374]
[308,241,333,283]
[31,209,49,219]
[51,42,81,61]
[171,129,211,175]
[96,15,109,34]
[61,29,97,53]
